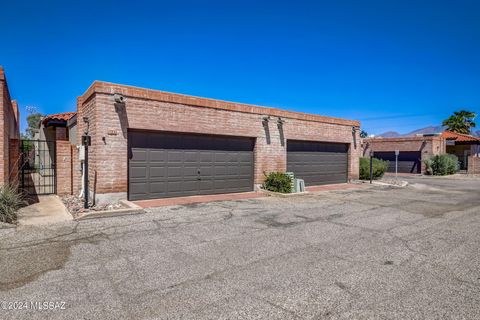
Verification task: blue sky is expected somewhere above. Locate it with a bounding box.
[1,0,479,135]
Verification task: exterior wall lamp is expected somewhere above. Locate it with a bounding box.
[114,93,126,112]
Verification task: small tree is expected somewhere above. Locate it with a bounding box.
[442,110,476,134]
[25,112,43,138]
[360,130,368,138]
[359,157,389,180]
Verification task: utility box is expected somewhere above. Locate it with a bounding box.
[79,146,85,161]
[294,179,305,193]
[285,172,295,192]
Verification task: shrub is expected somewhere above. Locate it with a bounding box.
[0,185,25,224]
[359,157,389,180]
[424,154,459,175]
[263,172,292,193]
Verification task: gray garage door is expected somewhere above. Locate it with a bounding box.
[287,140,348,186]
[373,151,421,173]
[128,131,254,200]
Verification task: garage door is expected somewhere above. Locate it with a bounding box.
[287,140,348,186]
[373,151,421,173]
[128,131,254,200]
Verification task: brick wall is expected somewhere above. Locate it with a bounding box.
[362,136,445,173]
[0,67,20,185]
[467,156,480,174]
[8,138,20,186]
[77,81,360,196]
[56,140,73,195]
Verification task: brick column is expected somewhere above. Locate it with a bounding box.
[468,156,480,174]
[56,140,72,195]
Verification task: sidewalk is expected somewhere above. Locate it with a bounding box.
[17,195,72,226]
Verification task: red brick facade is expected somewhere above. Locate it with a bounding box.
[75,81,361,197]
[0,67,20,186]
[362,136,446,173]
[468,156,480,174]
[55,127,73,195]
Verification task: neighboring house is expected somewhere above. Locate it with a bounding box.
[442,131,480,172]
[68,81,361,202]
[362,135,445,174]
[0,67,20,186]
[362,131,480,174]
[36,112,77,142]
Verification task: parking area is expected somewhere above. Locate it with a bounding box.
[0,176,479,319]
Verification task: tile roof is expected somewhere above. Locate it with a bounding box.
[42,112,76,125]
[441,131,480,142]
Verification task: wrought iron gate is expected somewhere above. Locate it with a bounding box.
[19,140,56,195]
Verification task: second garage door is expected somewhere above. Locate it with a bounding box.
[287,140,349,186]
[373,151,421,173]
[128,131,254,200]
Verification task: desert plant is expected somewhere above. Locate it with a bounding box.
[0,185,26,224]
[263,172,292,193]
[424,154,459,175]
[359,157,389,180]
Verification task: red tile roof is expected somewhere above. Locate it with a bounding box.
[42,112,76,125]
[441,131,480,142]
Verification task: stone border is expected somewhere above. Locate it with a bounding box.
[258,189,310,198]
[75,200,145,220]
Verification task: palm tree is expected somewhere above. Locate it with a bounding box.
[442,110,476,134]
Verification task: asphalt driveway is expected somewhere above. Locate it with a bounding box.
[1,176,479,319]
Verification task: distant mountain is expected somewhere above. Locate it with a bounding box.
[377,131,401,138]
[376,125,480,138]
[403,125,445,136]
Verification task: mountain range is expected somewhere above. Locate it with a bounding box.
[376,126,480,138]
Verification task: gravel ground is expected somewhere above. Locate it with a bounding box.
[0,175,479,319]
[61,195,125,218]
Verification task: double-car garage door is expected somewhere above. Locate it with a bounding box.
[287,140,349,186]
[128,131,254,200]
[373,151,421,173]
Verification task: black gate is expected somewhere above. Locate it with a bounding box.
[20,140,56,195]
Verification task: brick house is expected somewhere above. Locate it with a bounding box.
[362,132,480,174]
[442,131,480,173]
[58,81,361,202]
[0,67,20,186]
[362,135,446,174]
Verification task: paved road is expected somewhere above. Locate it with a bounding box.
[0,176,479,319]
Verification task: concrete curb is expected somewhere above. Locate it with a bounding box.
[258,189,310,198]
[75,200,145,221]
[356,180,409,188]
[0,221,16,229]
[374,181,409,188]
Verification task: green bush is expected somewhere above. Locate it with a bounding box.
[359,157,389,180]
[0,185,26,224]
[424,154,459,175]
[263,172,292,193]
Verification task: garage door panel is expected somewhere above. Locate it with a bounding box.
[287,140,348,186]
[149,150,167,162]
[130,167,147,179]
[149,166,166,178]
[373,151,421,173]
[130,149,147,162]
[128,131,254,200]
